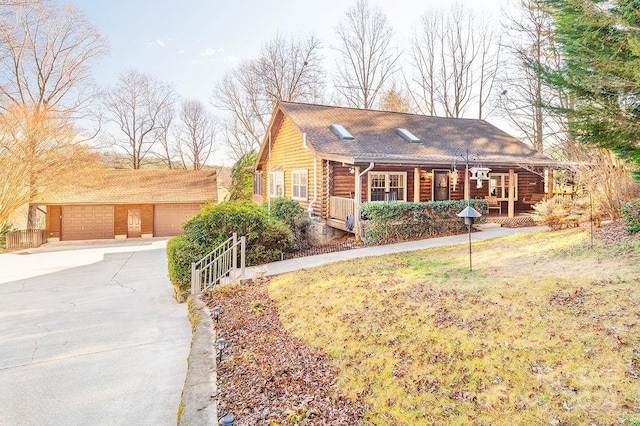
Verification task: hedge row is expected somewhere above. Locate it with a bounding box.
[361,199,488,245]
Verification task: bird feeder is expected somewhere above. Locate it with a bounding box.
[470,167,491,188]
[457,205,482,226]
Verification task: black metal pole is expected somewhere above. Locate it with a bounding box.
[589,191,593,249]
[468,223,472,271]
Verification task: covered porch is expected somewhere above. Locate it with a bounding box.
[325,161,556,233]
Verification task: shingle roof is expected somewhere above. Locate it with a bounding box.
[276,102,559,166]
[32,169,218,205]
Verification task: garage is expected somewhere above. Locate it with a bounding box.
[153,204,201,237]
[61,205,115,241]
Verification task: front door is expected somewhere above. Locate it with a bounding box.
[433,171,450,201]
[127,209,141,238]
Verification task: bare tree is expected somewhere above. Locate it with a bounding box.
[174,99,217,170]
[0,104,95,229]
[407,4,500,119]
[0,1,108,116]
[495,0,566,154]
[103,70,177,169]
[153,107,175,169]
[213,33,325,161]
[0,0,108,227]
[334,0,400,109]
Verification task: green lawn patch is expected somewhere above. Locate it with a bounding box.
[269,229,640,425]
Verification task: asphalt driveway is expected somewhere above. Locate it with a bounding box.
[0,239,191,426]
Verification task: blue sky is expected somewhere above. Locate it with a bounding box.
[66,0,507,104]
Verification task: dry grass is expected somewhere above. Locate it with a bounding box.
[269,229,640,425]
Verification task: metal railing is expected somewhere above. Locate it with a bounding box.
[6,229,47,250]
[329,196,355,221]
[191,233,246,295]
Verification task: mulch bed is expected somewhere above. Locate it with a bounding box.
[596,220,640,244]
[203,281,368,425]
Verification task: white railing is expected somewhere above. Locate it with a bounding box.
[191,233,246,295]
[329,196,355,221]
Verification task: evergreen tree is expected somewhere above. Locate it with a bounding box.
[228,150,258,201]
[543,0,640,177]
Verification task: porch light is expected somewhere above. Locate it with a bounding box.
[217,337,227,362]
[213,306,221,323]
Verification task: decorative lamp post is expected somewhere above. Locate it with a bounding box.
[457,206,482,271]
[219,415,236,426]
[216,337,227,363]
[213,306,221,323]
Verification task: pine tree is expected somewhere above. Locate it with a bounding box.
[543,0,640,178]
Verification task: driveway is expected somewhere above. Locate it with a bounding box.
[0,239,191,426]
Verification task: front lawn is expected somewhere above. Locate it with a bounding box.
[268,229,640,425]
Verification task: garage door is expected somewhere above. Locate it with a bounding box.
[61,205,114,241]
[154,204,200,237]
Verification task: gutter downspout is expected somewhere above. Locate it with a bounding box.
[307,152,319,220]
[355,162,374,242]
[267,131,271,215]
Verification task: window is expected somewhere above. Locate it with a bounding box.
[269,170,284,197]
[291,170,308,200]
[395,128,420,143]
[488,173,518,201]
[329,123,354,140]
[368,172,406,202]
[253,171,263,196]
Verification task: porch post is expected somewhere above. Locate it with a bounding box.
[508,169,515,218]
[413,168,420,202]
[548,168,554,197]
[354,166,361,241]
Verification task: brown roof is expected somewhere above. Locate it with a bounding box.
[33,169,218,205]
[267,102,560,167]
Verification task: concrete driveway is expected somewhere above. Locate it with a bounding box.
[0,239,191,426]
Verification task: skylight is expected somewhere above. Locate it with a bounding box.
[329,123,354,140]
[396,128,420,143]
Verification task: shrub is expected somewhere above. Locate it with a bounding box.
[265,197,312,250]
[0,223,10,251]
[622,199,640,234]
[361,200,487,245]
[184,200,271,247]
[166,235,209,302]
[166,201,294,301]
[247,221,293,264]
[532,196,600,230]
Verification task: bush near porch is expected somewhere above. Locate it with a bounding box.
[361,200,488,245]
[167,201,293,301]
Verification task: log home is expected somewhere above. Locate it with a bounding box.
[253,101,563,242]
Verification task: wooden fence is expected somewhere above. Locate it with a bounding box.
[6,229,47,250]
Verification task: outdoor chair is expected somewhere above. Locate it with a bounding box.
[485,195,502,215]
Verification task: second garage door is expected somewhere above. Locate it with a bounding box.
[61,205,115,241]
[154,204,200,237]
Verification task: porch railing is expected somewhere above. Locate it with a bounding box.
[191,232,246,295]
[6,229,47,250]
[329,196,355,221]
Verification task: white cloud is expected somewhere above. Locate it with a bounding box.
[223,56,238,63]
[200,47,216,57]
[156,38,166,47]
